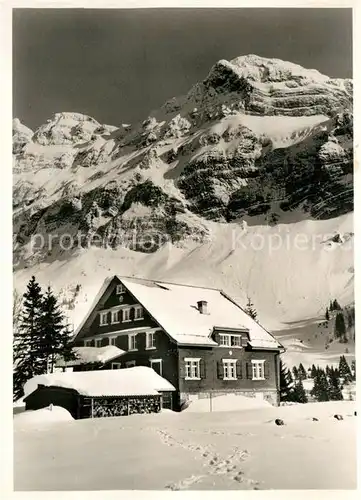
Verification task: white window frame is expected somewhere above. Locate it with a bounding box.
[95,339,102,348]
[146,331,156,350]
[125,360,136,368]
[150,359,163,376]
[184,357,201,380]
[84,339,92,347]
[222,359,237,380]
[134,305,144,321]
[111,309,120,324]
[128,333,138,351]
[116,284,125,295]
[109,337,117,346]
[252,360,265,380]
[99,311,108,326]
[219,333,242,347]
[123,308,131,323]
[111,362,121,369]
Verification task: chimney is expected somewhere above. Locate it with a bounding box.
[197,300,208,314]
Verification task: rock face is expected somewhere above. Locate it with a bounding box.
[13,54,353,266]
[13,118,34,154]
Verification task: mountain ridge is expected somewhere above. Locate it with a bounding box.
[13,54,354,342]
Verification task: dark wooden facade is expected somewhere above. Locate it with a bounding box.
[73,276,282,408]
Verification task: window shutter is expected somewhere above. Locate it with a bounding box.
[179,361,186,379]
[236,361,242,378]
[217,361,223,379]
[246,362,252,379]
[200,359,206,379]
[264,361,270,379]
[241,336,249,347]
[130,307,135,321]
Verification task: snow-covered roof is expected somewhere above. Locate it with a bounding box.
[24,366,176,398]
[73,276,282,349]
[119,277,281,349]
[56,345,125,367]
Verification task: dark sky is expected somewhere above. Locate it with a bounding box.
[13,8,352,130]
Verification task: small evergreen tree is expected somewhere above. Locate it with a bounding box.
[280,361,294,402]
[328,370,343,401]
[245,296,258,321]
[310,364,317,378]
[293,379,308,403]
[298,363,307,380]
[339,355,353,384]
[311,368,330,402]
[333,299,341,311]
[292,366,299,380]
[329,300,334,312]
[334,312,346,341]
[351,360,356,380]
[325,307,330,321]
[13,277,44,401]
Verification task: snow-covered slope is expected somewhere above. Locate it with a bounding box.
[13,54,353,352]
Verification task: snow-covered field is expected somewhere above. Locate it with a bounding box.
[14,401,357,491]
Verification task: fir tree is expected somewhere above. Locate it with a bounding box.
[298,363,307,380]
[280,361,294,402]
[292,366,299,380]
[310,364,317,378]
[13,277,44,401]
[351,360,356,380]
[293,380,308,403]
[311,368,330,402]
[339,355,353,384]
[333,299,341,311]
[38,286,76,373]
[329,300,334,312]
[325,307,330,321]
[334,312,346,341]
[245,297,258,321]
[328,370,343,401]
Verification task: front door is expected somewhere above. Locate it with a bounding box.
[150,359,162,376]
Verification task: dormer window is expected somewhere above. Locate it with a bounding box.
[100,311,108,326]
[134,305,144,320]
[219,334,243,347]
[116,284,125,295]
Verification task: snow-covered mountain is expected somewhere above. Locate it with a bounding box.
[13,54,354,347]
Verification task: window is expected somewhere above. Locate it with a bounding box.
[134,305,144,320]
[219,334,242,347]
[185,358,201,380]
[123,308,130,322]
[126,360,136,368]
[99,311,108,325]
[111,362,121,369]
[109,337,117,346]
[223,359,237,380]
[84,340,92,347]
[252,360,265,380]
[128,333,137,351]
[222,359,237,380]
[146,331,156,350]
[111,309,120,324]
[150,359,162,376]
[95,339,102,348]
[116,284,125,295]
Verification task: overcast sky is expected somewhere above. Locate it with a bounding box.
[13,8,352,130]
